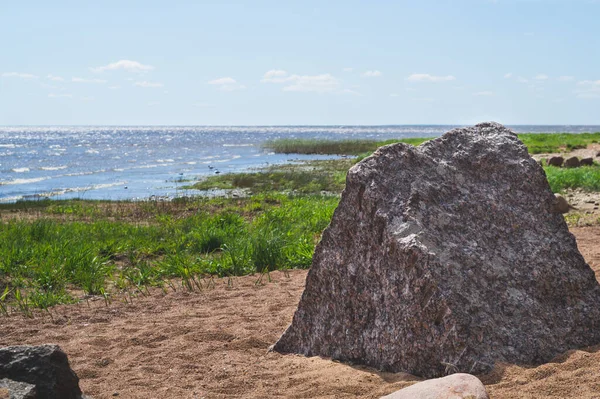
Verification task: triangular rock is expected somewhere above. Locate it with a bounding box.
[273,122,600,377]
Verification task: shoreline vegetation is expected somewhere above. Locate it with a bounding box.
[1,132,600,313]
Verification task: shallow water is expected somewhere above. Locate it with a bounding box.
[1,125,598,202]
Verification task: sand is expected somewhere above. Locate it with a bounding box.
[1,227,599,398]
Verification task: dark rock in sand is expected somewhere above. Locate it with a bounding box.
[0,379,37,399]
[0,345,84,399]
[564,156,580,168]
[580,157,594,166]
[547,156,564,167]
[273,122,600,377]
[380,373,489,399]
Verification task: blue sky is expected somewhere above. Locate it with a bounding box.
[1,0,600,125]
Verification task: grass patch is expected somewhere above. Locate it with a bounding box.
[544,165,600,193]
[263,138,432,155]
[0,194,338,311]
[263,133,600,156]
[189,159,353,194]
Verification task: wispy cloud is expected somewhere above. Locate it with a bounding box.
[575,80,600,99]
[261,70,288,83]
[134,81,164,88]
[533,74,549,81]
[208,77,245,91]
[261,70,341,93]
[91,60,154,73]
[504,73,513,79]
[558,76,575,82]
[473,91,494,96]
[517,76,529,83]
[342,67,353,72]
[48,93,72,98]
[47,74,64,82]
[406,73,456,82]
[193,102,213,108]
[108,85,121,90]
[389,93,400,97]
[72,77,107,84]
[362,70,382,78]
[148,101,160,106]
[2,72,38,79]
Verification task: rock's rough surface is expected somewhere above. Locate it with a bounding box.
[380,373,489,399]
[547,156,564,167]
[0,345,83,399]
[0,379,37,399]
[273,122,600,377]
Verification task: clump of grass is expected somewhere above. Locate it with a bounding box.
[519,132,600,154]
[544,165,600,193]
[0,194,339,309]
[263,138,432,155]
[190,159,352,194]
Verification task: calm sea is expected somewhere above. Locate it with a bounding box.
[1,125,599,203]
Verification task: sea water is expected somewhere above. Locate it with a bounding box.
[1,125,598,203]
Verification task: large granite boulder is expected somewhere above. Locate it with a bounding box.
[273,122,600,377]
[0,345,84,399]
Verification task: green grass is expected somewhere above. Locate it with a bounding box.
[0,194,338,311]
[262,137,432,155]
[188,159,353,194]
[263,133,600,156]
[544,165,600,193]
[518,132,600,154]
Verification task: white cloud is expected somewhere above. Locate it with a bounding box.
[283,74,339,93]
[134,81,164,88]
[533,74,549,81]
[558,76,575,82]
[261,70,341,93]
[108,85,121,90]
[47,74,64,82]
[362,70,382,78]
[504,73,513,79]
[261,70,288,83]
[339,89,361,96]
[406,73,456,82]
[91,60,154,73]
[208,77,245,91]
[72,77,107,84]
[390,93,400,97]
[473,91,494,96]
[517,76,529,83]
[2,72,38,79]
[48,93,72,98]
[342,67,353,72]
[81,96,95,101]
[575,80,600,99]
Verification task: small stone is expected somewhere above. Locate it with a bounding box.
[580,157,594,166]
[553,194,570,214]
[596,151,600,157]
[112,393,119,397]
[547,156,564,167]
[0,345,84,399]
[380,373,489,399]
[564,156,581,168]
